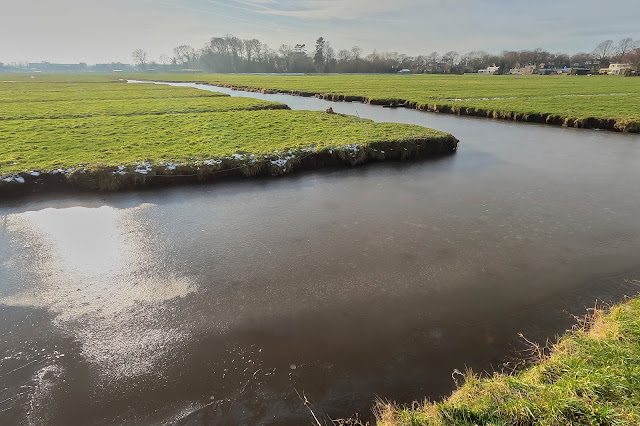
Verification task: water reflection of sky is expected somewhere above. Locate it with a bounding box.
[23,206,125,277]
[1,204,196,382]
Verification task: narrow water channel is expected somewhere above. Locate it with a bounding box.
[1,82,640,425]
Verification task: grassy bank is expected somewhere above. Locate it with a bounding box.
[129,73,640,132]
[376,296,640,425]
[0,77,457,195]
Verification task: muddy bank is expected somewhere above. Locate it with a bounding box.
[0,136,458,197]
[144,79,639,133]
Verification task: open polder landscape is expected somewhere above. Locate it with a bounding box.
[1,69,640,425]
[131,73,640,133]
[0,75,457,195]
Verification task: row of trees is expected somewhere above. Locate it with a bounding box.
[133,34,640,74]
[3,36,637,74]
[129,36,634,74]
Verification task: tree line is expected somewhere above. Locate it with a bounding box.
[129,36,640,74]
[2,36,638,74]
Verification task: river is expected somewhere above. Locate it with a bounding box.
[1,82,640,425]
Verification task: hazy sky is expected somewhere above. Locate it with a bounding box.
[2,0,639,64]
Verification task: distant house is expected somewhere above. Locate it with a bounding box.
[538,63,562,75]
[478,64,500,74]
[562,67,590,76]
[600,63,636,75]
[509,63,536,75]
[27,62,88,73]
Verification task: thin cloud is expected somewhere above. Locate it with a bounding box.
[151,0,255,23]
[254,0,418,19]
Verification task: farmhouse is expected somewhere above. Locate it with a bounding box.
[600,63,636,75]
[509,63,536,75]
[478,64,500,74]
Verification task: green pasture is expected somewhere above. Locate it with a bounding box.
[0,82,226,103]
[0,110,445,174]
[134,73,640,128]
[0,96,287,120]
[0,78,451,176]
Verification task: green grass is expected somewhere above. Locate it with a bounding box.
[0,74,117,83]
[0,82,226,103]
[129,73,640,132]
[0,77,455,180]
[376,297,640,425]
[0,96,287,120]
[0,110,446,174]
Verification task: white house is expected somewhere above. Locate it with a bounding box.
[478,64,500,74]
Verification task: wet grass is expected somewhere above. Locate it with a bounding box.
[376,296,640,425]
[131,73,640,132]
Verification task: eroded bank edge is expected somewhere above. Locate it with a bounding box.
[0,136,458,197]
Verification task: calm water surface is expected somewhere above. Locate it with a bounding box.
[1,84,640,424]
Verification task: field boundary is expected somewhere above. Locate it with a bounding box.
[138,79,640,133]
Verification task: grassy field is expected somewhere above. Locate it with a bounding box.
[0,82,226,102]
[0,76,456,192]
[0,74,115,83]
[0,110,447,174]
[130,73,640,132]
[0,96,288,120]
[376,296,640,425]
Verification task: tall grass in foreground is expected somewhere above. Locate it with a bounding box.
[376,296,640,425]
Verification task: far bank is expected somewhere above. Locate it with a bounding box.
[126,73,640,133]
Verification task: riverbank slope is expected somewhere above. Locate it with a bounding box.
[376,295,640,425]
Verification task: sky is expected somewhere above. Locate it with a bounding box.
[2,0,639,64]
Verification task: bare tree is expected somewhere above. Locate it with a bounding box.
[426,51,439,72]
[207,37,232,71]
[131,49,148,69]
[278,44,293,72]
[616,38,634,61]
[592,39,614,62]
[337,49,351,63]
[351,46,362,60]
[570,52,591,66]
[442,51,459,70]
[225,34,244,68]
[244,39,262,63]
[209,37,228,57]
[626,46,640,69]
[173,45,196,67]
[158,54,171,65]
